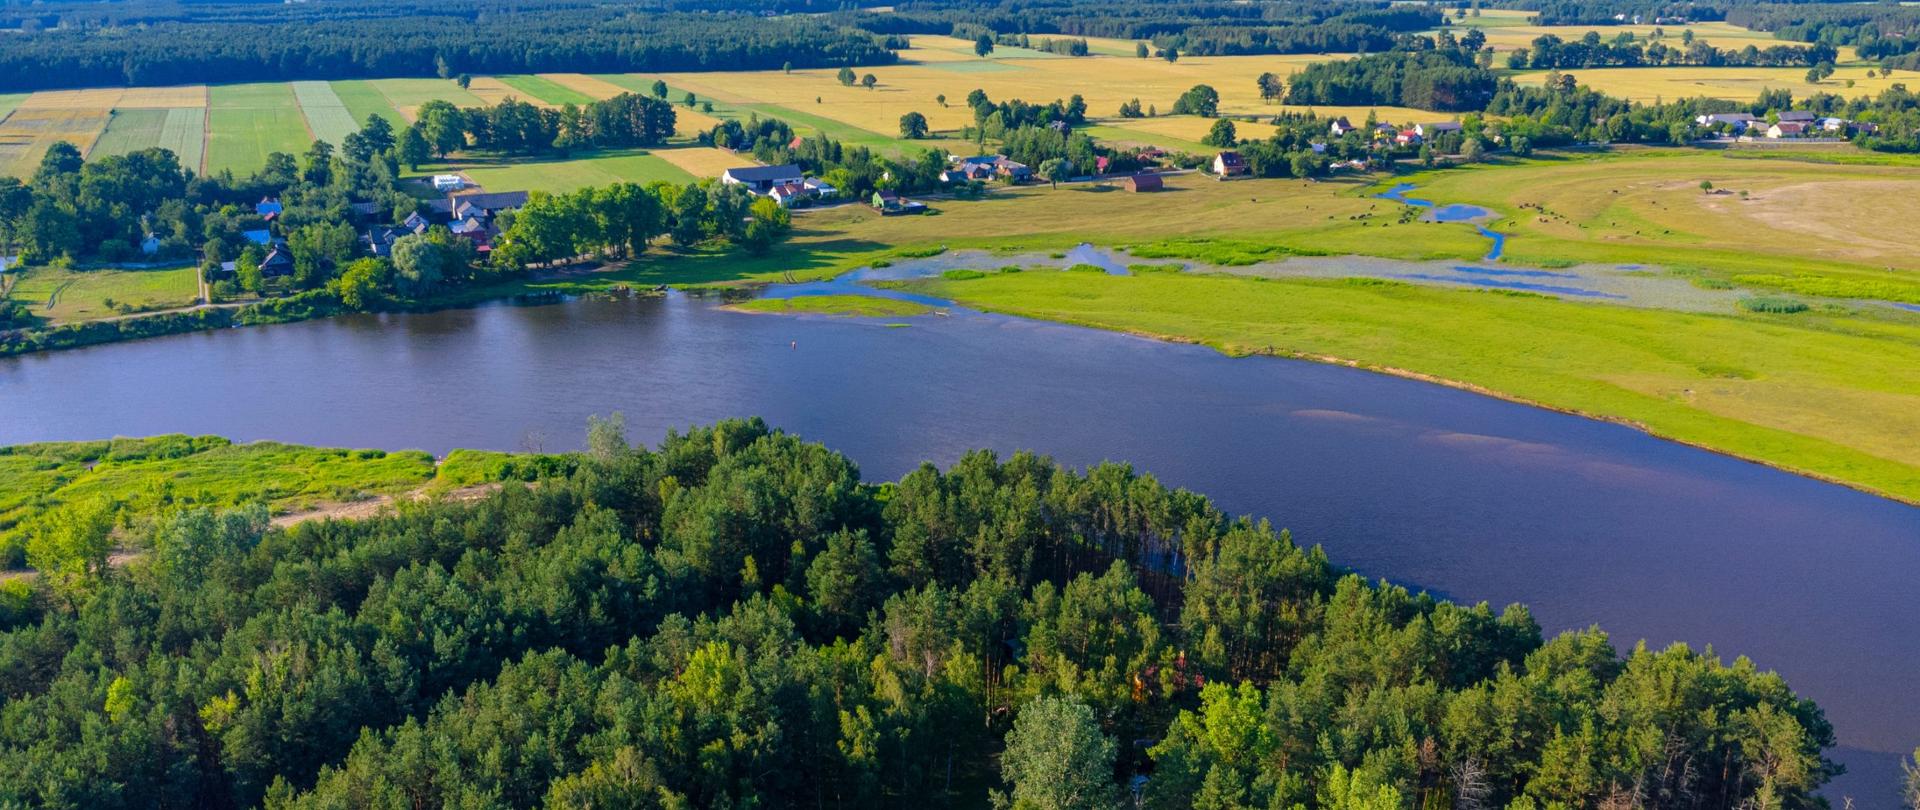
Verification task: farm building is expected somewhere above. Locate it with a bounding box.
[871,191,927,215]
[1415,122,1461,138]
[721,164,805,193]
[1696,112,1760,130]
[1212,151,1248,177]
[1767,121,1809,138]
[1124,173,1164,192]
[432,174,465,192]
[1776,111,1816,124]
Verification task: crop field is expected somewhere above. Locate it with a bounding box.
[496,74,597,106]
[538,74,631,101]
[119,85,209,108]
[0,107,113,178]
[648,41,1338,135]
[330,80,407,126]
[1509,64,1911,102]
[291,81,360,144]
[4,265,200,324]
[205,83,311,175]
[464,76,542,108]
[365,78,484,120]
[1459,19,1809,54]
[652,145,752,178]
[90,107,207,169]
[426,148,695,193]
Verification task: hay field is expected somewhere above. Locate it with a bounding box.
[17,88,126,110]
[292,81,360,144]
[206,83,310,176]
[118,86,207,108]
[649,48,1340,137]
[464,76,545,108]
[91,107,207,169]
[1108,115,1285,146]
[1509,64,1911,102]
[653,145,752,178]
[330,80,407,126]
[0,108,112,179]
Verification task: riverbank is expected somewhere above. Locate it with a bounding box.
[898,269,1920,505]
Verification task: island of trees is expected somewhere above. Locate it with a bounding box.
[0,419,1840,808]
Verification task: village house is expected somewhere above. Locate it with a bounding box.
[431,174,465,192]
[1329,117,1355,136]
[870,190,928,215]
[1395,129,1422,146]
[1767,121,1809,139]
[257,244,294,277]
[1776,110,1817,124]
[802,177,836,197]
[1123,173,1163,192]
[242,228,273,246]
[1212,151,1249,177]
[1819,117,1850,133]
[255,197,283,217]
[769,182,810,207]
[1415,121,1462,138]
[720,164,805,194]
[1695,112,1759,130]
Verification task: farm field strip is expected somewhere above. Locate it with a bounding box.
[1505,65,1912,102]
[652,146,752,178]
[464,76,543,108]
[90,107,206,170]
[0,94,26,120]
[0,107,112,179]
[365,78,484,120]
[495,75,596,106]
[329,80,407,126]
[118,85,208,108]
[291,81,360,144]
[18,88,125,110]
[205,83,311,176]
[536,74,632,101]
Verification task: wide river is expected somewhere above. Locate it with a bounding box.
[2,288,1915,802]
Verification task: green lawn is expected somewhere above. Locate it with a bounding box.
[91,107,206,171]
[367,78,485,112]
[418,148,695,193]
[905,269,1920,503]
[206,83,312,175]
[0,436,444,567]
[5,265,200,324]
[728,293,935,317]
[330,80,408,127]
[291,80,360,144]
[495,75,597,106]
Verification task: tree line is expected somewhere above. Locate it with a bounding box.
[1507,30,1838,69]
[400,92,679,164]
[0,0,898,92]
[0,419,1840,807]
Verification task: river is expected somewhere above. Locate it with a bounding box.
[1,286,1915,802]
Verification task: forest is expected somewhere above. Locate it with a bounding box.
[0,0,899,92]
[0,419,1839,808]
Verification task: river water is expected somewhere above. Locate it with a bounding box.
[1,285,1915,802]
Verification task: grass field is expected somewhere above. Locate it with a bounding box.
[0,435,444,566]
[90,107,207,169]
[292,80,360,144]
[206,83,311,176]
[420,147,696,193]
[1387,148,1920,298]
[538,74,632,101]
[496,74,597,106]
[5,265,200,324]
[728,293,935,317]
[330,80,407,127]
[906,267,1920,503]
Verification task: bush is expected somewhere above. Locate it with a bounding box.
[940,269,989,280]
[1738,296,1810,314]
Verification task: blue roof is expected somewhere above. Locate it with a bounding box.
[243,229,272,245]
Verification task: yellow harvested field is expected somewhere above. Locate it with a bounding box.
[18,88,126,110]
[537,73,633,101]
[1513,65,1912,102]
[653,145,751,177]
[1469,22,1797,53]
[670,106,725,134]
[119,85,208,108]
[1109,115,1283,144]
[0,108,112,177]
[658,48,1342,136]
[466,76,546,107]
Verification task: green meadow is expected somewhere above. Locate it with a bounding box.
[496,74,597,106]
[728,293,935,317]
[91,107,206,170]
[291,80,360,144]
[205,82,311,175]
[329,79,408,126]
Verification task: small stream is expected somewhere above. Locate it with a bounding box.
[1378,183,1508,261]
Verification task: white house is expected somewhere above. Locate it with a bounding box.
[720,164,805,194]
[1415,121,1462,138]
[432,174,465,192]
